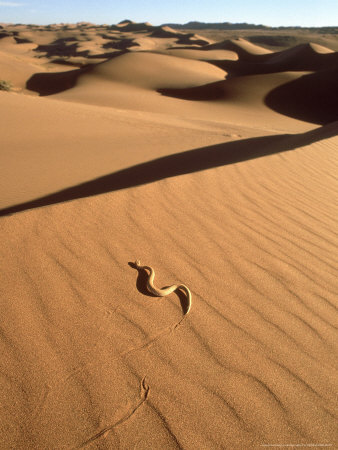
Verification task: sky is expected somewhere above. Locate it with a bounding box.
[1,0,337,27]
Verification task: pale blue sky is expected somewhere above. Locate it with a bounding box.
[1,0,337,27]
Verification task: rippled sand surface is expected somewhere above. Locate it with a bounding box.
[0,20,337,449]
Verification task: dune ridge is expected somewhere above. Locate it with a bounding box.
[0,20,337,449]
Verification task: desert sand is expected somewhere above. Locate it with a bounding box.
[0,20,337,449]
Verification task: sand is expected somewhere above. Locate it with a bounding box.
[0,21,337,449]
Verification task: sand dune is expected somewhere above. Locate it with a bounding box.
[159,68,338,125]
[77,52,226,89]
[151,25,181,38]
[205,41,338,77]
[0,21,337,449]
[112,20,154,32]
[0,35,37,54]
[0,50,41,90]
[206,37,272,58]
[266,68,338,124]
[164,48,238,61]
[158,71,302,103]
[265,43,338,71]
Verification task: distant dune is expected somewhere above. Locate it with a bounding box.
[0,20,337,450]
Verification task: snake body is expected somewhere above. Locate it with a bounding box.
[135,260,191,314]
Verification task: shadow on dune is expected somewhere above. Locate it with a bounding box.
[128,262,156,297]
[26,66,91,95]
[1,124,337,217]
[158,80,226,101]
[209,47,338,76]
[205,39,272,62]
[159,67,338,125]
[102,38,139,50]
[34,39,88,58]
[265,68,338,125]
[26,51,126,95]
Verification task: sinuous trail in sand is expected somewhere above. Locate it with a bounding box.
[0,21,337,449]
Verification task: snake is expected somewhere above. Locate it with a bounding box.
[134,260,192,314]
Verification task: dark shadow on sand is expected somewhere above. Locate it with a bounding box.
[26,66,91,95]
[128,262,156,297]
[159,67,338,125]
[26,51,127,96]
[265,68,338,125]
[1,125,337,218]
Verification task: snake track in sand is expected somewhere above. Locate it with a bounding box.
[135,260,192,314]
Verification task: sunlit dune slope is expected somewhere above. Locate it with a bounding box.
[0,120,337,448]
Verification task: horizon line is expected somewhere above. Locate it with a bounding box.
[1,19,337,28]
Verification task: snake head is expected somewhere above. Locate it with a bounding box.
[135,260,141,267]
